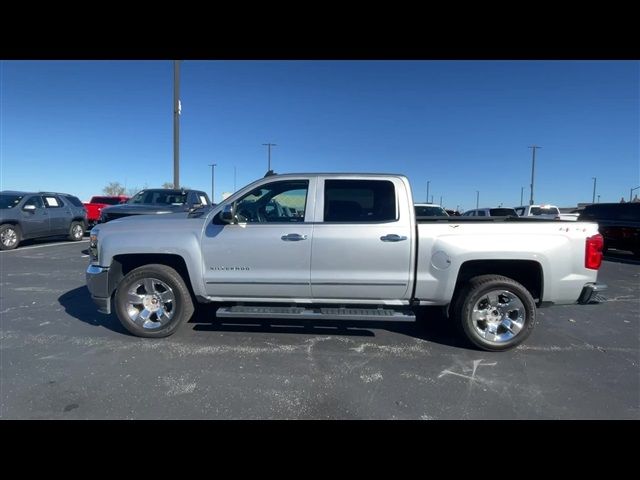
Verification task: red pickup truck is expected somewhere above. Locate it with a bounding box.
[84,195,129,227]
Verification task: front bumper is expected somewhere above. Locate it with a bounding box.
[578,282,608,304]
[86,265,111,314]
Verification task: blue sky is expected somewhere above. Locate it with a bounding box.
[1,60,638,209]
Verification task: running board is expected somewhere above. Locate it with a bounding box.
[216,305,416,322]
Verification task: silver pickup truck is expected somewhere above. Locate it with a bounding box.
[86,173,607,351]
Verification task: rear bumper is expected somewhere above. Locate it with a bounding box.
[578,282,608,304]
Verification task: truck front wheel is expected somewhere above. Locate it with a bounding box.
[452,274,536,351]
[114,264,195,338]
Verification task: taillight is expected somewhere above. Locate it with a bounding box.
[585,234,604,270]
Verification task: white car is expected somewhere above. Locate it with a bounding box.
[514,204,561,220]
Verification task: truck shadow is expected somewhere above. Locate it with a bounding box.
[58,286,128,334]
[189,305,466,348]
[58,287,466,348]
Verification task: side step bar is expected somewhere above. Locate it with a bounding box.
[216,305,416,322]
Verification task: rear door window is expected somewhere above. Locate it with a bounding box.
[43,196,62,208]
[324,180,396,222]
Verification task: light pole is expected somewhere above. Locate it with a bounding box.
[430,195,434,204]
[439,195,443,207]
[597,194,601,203]
[173,60,181,189]
[476,191,480,210]
[592,177,597,204]
[630,186,640,202]
[520,186,524,206]
[426,180,430,203]
[262,143,277,173]
[528,145,541,205]
[208,164,217,202]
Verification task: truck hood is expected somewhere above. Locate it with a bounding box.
[101,204,188,215]
[94,211,209,232]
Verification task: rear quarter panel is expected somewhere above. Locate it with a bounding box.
[415,221,601,304]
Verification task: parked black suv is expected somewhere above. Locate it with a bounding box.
[0,191,88,250]
[98,188,211,223]
[578,203,640,257]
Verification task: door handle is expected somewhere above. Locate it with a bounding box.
[281,233,308,241]
[380,234,407,242]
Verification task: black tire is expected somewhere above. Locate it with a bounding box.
[451,274,536,352]
[0,224,22,250]
[114,264,195,338]
[68,221,84,241]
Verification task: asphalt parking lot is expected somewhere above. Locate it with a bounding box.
[1,238,638,419]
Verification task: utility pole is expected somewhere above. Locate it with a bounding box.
[528,145,541,205]
[592,177,597,204]
[262,143,277,173]
[426,180,430,203]
[209,163,217,202]
[597,194,601,203]
[173,60,181,189]
[476,191,480,209]
[520,186,524,206]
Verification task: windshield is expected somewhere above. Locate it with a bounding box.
[415,205,448,216]
[129,190,187,205]
[0,194,24,209]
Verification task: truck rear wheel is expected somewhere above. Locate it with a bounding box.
[114,264,195,338]
[452,274,536,351]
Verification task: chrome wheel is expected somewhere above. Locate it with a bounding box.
[1,228,18,248]
[71,223,84,240]
[471,289,526,343]
[125,277,175,329]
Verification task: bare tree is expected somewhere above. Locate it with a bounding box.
[162,182,189,189]
[103,182,126,196]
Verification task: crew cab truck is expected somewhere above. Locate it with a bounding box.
[86,173,607,351]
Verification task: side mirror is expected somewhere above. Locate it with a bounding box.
[220,204,235,224]
[188,203,203,213]
[23,204,36,212]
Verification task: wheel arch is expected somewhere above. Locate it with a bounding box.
[109,254,196,301]
[453,259,544,305]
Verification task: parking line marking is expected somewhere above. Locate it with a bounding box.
[0,240,90,252]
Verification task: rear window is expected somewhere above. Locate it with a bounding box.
[91,196,125,205]
[63,195,84,207]
[324,180,396,222]
[530,207,559,216]
[489,208,517,216]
